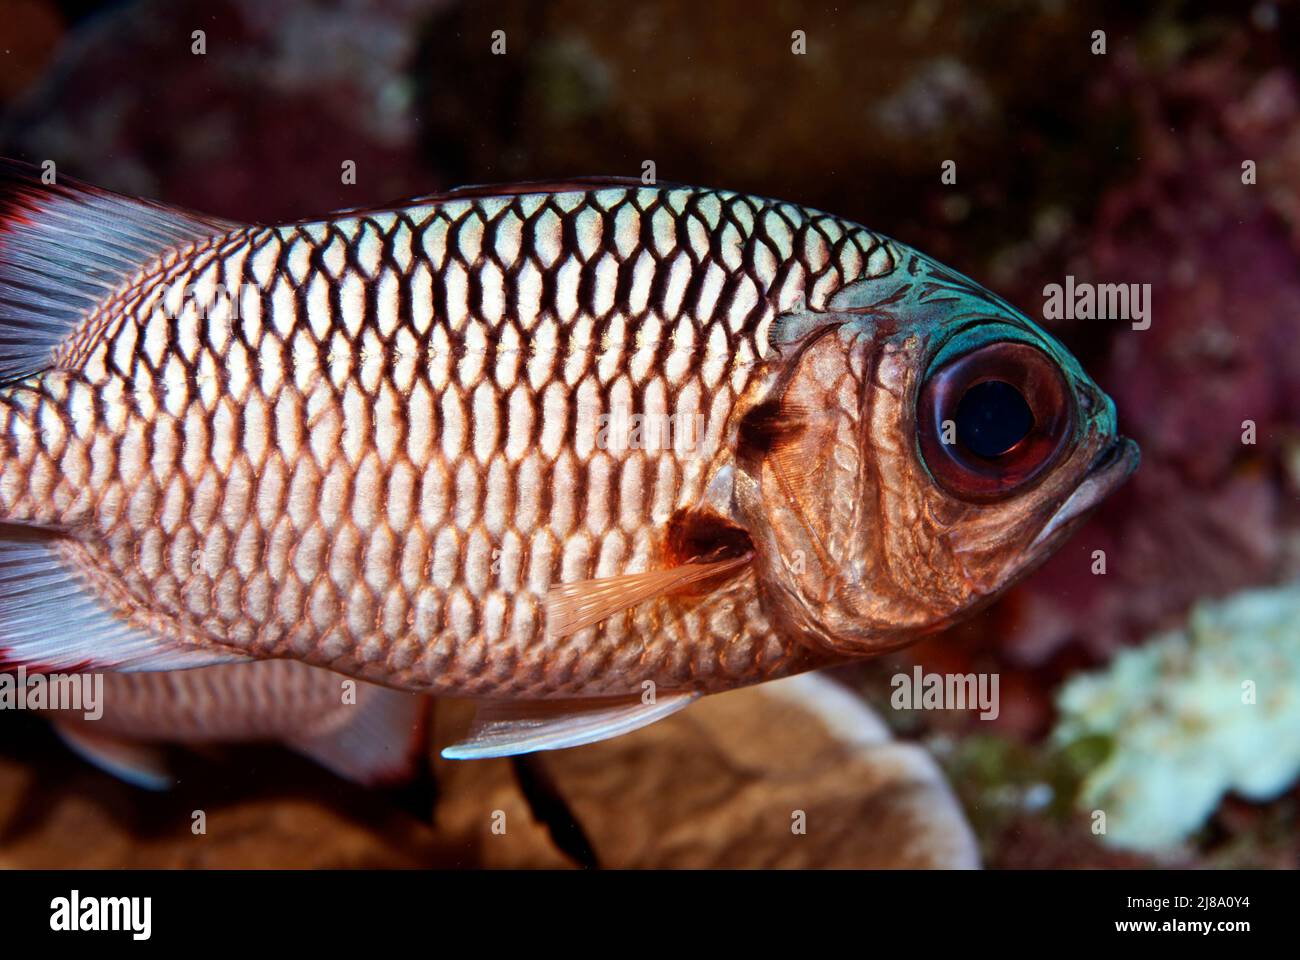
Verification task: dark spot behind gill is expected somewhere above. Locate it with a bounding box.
[664,508,753,567]
[735,398,805,471]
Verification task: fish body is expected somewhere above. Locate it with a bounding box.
[48,660,428,789]
[0,162,1137,756]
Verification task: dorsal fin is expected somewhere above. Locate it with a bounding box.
[438,176,662,199]
[0,158,238,383]
[313,177,683,224]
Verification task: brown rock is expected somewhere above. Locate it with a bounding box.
[525,673,979,868]
[429,699,575,868]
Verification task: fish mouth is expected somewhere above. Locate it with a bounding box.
[1027,436,1140,551]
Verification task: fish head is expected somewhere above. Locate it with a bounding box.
[734,245,1139,656]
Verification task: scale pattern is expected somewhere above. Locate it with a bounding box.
[0,184,897,696]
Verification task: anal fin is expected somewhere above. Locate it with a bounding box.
[441,691,700,760]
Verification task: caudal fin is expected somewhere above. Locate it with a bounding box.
[0,158,235,384]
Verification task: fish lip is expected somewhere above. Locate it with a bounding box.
[1027,436,1140,552]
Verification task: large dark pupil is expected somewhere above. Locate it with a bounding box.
[954,380,1034,458]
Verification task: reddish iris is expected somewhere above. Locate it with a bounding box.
[917,342,1074,501]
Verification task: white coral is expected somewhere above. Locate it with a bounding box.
[1053,584,1300,851]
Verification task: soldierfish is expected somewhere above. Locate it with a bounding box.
[0,161,1137,759]
[46,660,428,789]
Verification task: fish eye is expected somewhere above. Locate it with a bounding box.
[955,381,1033,458]
[917,341,1074,501]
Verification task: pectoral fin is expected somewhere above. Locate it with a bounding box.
[546,555,751,639]
[441,691,700,760]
